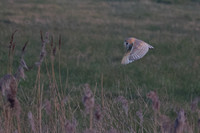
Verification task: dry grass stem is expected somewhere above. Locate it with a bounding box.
[136,110,144,133]
[198,118,200,133]
[35,31,48,67]
[34,31,49,133]
[28,111,36,133]
[147,91,161,133]
[101,74,104,109]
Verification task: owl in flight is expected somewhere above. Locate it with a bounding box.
[121,37,154,65]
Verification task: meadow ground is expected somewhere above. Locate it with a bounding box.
[0,0,200,132]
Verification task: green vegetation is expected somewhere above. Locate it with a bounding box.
[0,0,200,132]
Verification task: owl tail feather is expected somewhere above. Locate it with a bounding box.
[121,54,130,65]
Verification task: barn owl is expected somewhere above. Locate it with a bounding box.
[121,37,154,64]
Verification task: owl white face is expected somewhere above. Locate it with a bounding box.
[124,40,132,51]
[124,41,128,47]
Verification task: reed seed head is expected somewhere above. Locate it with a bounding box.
[174,109,186,133]
[106,128,118,133]
[94,104,102,121]
[0,74,18,108]
[83,129,96,133]
[158,114,172,132]
[83,83,94,114]
[117,96,129,116]
[191,97,199,112]
[65,120,76,133]
[136,110,144,125]
[147,91,160,112]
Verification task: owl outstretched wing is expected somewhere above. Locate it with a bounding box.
[121,39,153,64]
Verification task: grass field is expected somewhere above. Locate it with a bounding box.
[0,0,200,132]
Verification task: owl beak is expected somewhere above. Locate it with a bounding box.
[126,44,132,52]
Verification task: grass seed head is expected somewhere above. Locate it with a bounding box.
[106,128,118,133]
[94,104,102,121]
[190,97,199,112]
[136,110,144,125]
[158,114,172,132]
[65,120,76,133]
[59,35,61,50]
[174,109,186,133]
[35,32,48,67]
[83,83,94,114]
[0,75,18,108]
[117,96,129,116]
[9,30,17,56]
[147,91,160,112]
[15,66,25,80]
[53,46,56,56]
[83,129,96,133]
[13,130,18,133]
[20,58,28,70]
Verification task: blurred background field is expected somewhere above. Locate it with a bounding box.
[0,0,200,132]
